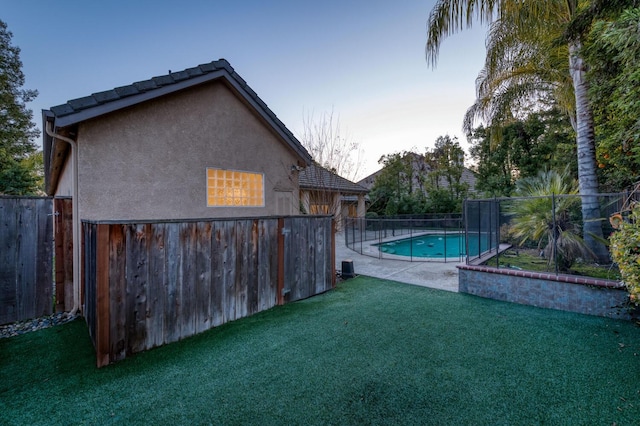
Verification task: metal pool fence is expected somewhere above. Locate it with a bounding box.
[344,214,464,262]
[465,192,635,279]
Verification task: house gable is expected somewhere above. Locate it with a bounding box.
[43,59,312,195]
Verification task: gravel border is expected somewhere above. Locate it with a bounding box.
[0,312,79,339]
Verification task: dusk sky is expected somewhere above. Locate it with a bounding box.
[3,0,488,179]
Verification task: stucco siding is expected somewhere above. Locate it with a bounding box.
[73,81,301,221]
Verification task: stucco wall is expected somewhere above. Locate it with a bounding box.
[458,265,631,320]
[69,81,301,221]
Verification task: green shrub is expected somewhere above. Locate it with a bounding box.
[610,204,640,305]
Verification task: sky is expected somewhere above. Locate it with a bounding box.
[3,0,489,180]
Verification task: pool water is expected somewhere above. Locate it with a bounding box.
[375,233,488,259]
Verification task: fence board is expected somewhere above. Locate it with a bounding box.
[0,198,19,324]
[83,215,334,366]
[0,197,53,325]
[224,221,237,322]
[211,222,225,327]
[196,222,212,334]
[180,222,197,337]
[126,224,149,354]
[164,223,181,343]
[147,223,166,349]
[54,198,73,312]
[109,224,127,361]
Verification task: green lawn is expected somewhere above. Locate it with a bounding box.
[485,248,622,281]
[2,276,640,425]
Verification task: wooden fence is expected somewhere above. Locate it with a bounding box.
[0,196,54,325]
[83,216,335,367]
[54,198,73,312]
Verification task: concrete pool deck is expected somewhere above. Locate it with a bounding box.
[335,232,461,292]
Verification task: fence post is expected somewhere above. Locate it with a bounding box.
[277,218,285,305]
[95,224,111,367]
[331,219,336,288]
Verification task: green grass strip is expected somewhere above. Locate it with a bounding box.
[2,276,640,425]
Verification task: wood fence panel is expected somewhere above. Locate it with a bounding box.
[196,222,212,334]
[54,198,73,312]
[235,220,249,320]
[36,202,53,317]
[211,222,225,327]
[126,224,149,354]
[164,223,182,344]
[0,197,53,325]
[82,215,334,366]
[109,224,127,362]
[223,221,237,323]
[0,198,19,324]
[246,220,259,316]
[180,222,197,338]
[147,223,166,349]
[257,219,277,312]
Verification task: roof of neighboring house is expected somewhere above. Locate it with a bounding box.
[299,164,369,194]
[357,154,477,192]
[42,58,312,194]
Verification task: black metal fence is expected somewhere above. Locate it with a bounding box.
[344,214,464,262]
[465,192,635,279]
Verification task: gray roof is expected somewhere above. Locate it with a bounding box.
[299,164,369,194]
[43,58,312,163]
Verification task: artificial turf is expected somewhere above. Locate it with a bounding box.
[1,276,640,425]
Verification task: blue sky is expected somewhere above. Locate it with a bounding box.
[3,0,488,179]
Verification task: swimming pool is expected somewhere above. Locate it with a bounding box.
[375,233,488,259]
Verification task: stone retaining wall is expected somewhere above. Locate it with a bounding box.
[458,265,631,320]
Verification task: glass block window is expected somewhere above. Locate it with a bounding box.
[207,168,264,207]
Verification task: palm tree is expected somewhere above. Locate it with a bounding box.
[507,169,594,272]
[425,0,609,262]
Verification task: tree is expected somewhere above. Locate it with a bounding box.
[423,135,469,212]
[0,19,40,195]
[469,109,576,197]
[586,7,640,191]
[368,152,422,216]
[425,0,610,262]
[300,108,363,182]
[507,169,594,272]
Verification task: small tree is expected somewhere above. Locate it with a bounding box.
[0,20,40,195]
[300,108,363,182]
[507,169,594,272]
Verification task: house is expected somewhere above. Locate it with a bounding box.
[42,59,314,318]
[43,59,313,221]
[299,163,368,228]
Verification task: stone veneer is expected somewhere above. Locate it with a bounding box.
[458,265,632,320]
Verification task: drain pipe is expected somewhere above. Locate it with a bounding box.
[45,121,80,316]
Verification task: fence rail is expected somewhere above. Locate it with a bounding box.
[344,215,464,262]
[83,216,334,367]
[0,196,54,325]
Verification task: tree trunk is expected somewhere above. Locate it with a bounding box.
[568,40,609,263]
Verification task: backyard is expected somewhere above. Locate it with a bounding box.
[2,276,640,425]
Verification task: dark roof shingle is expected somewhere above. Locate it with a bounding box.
[299,164,369,194]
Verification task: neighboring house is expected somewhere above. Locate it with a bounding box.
[43,58,312,221]
[358,152,477,194]
[299,163,368,228]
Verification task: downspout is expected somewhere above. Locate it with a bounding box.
[45,121,81,316]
